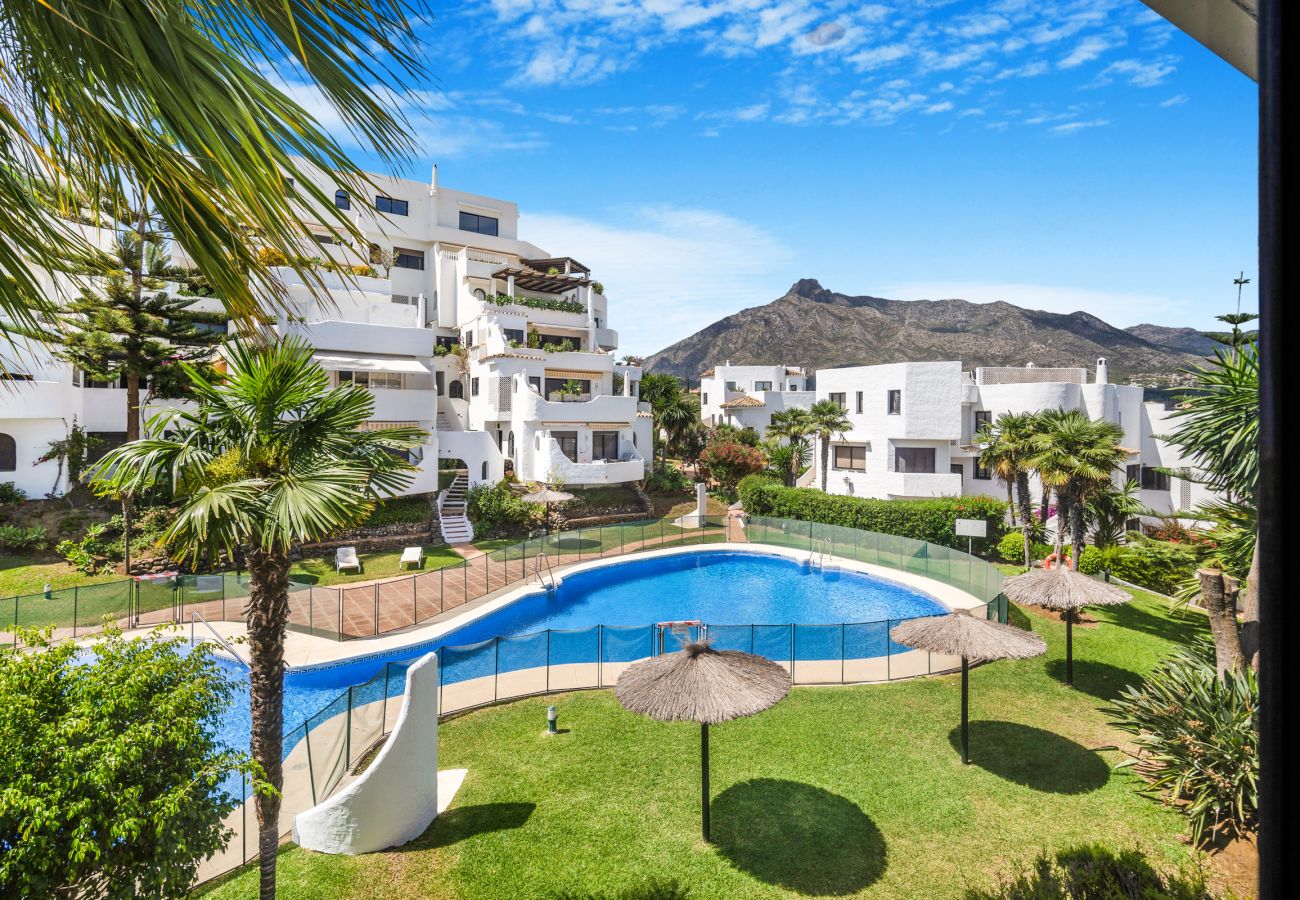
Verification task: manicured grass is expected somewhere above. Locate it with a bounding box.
[288,545,466,587]
[0,553,122,601]
[196,586,1214,899]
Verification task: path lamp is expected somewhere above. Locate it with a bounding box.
[547,704,558,734]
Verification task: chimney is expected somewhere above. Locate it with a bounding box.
[1096,357,1109,384]
[430,163,438,195]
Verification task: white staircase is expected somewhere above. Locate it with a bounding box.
[438,472,474,545]
[435,412,453,431]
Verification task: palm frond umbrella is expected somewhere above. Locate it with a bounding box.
[1001,567,1129,686]
[890,610,1046,764]
[615,641,790,841]
[521,484,574,533]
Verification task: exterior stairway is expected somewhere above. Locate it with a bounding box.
[438,472,474,545]
[435,412,453,431]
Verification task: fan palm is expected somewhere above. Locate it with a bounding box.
[766,407,814,487]
[1086,479,1145,548]
[808,399,852,492]
[978,412,1039,567]
[0,0,427,338]
[640,374,696,469]
[1029,409,1127,569]
[89,338,424,898]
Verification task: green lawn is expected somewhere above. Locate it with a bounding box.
[0,553,122,601]
[196,586,1218,899]
[288,545,466,587]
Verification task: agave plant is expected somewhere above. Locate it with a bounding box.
[1107,639,1258,845]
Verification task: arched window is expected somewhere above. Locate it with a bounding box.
[334,190,350,210]
[473,288,486,302]
[0,433,15,471]
[448,380,464,399]
[507,431,515,458]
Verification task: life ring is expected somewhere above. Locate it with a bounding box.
[1044,552,1071,570]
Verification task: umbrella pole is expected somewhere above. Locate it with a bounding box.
[960,656,970,765]
[1065,611,1074,687]
[701,722,711,842]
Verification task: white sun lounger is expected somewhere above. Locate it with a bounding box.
[336,546,362,573]
[399,546,424,570]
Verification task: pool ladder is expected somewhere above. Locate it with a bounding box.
[190,611,251,668]
[534,552,558,590]
[809,540,829,572]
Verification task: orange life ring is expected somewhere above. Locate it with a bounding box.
[1044,551,1071,570]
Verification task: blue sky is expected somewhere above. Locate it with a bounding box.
[294,0,1258,357]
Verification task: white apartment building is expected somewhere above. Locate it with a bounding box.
[698,363,813,438]
[2,168,653,529]
[811,359,1213,523]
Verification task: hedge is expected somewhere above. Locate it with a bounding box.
[738,475,1007,551]
[1077,537,1199,596]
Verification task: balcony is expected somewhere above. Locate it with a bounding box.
[882,471,963,499]
[538,439,645,485]
[367,387,438,422]
[516,385,639,425]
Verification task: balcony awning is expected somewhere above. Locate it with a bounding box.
[544,369,604,380]
[312,353,430,374]
[493,265,591,293]
[1139,0,1256,80]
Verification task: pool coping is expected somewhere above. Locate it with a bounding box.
[185,542,989,672]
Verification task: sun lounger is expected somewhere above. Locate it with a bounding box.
[336,546,362,573]
[399,546,424,570]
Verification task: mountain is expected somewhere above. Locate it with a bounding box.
[1123,324,1219,357]
[643,279,1205,385]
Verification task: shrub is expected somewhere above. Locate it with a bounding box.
[1076,535,1199,595]
[966,844,1211,899]
[465,480,544,537]
[255,246,287,267]
[698,440,766,503]
[0,482,26,504]
[644,466,692,496]
[996,532,1056,565]
[0,525,46,552]
[364,495,432,527]
[738,481,1007,551]
[1108,639,1257,845]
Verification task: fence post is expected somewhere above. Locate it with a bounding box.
[545,629,551,693]
[373,584,380,636]
[309,586,314,634]
[886,619,892,681]
[463,559,468,607]
[597,624,603,688]
[304,726,318,805]
[413,574,417,625]
[345,686,353,768]
[440,566,445,614]
[381,664,391,735]
[789,624,795,684]
[72,588,78,639]
[841,624,846,684]
[338,589,344,642]
[494,637,499,702]
[13,596,19,651]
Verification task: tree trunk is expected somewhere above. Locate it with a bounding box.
[126,372,142,443]
[1240,539,1260,672]
[1198,567,1245,677]
[1017,472,1034,569]
[819,435,829,492]
[1006,480,1017,526]
[1068,492,1086,571]
[1040,485,1050,522]
[1053,490,1068,561]
[246,545,292,900]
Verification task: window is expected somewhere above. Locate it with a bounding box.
[459,211,499,235]
[394,248,425,270]
[1126,464,1142,484]
[503,328,525,345]
[829,392,847,410]
[334,190,350,210]
[1140,466,1171,491]
[435,372,444,396]
[313,234,336,246]
[481,461,488,481]
[528,376,542,394]
[336,371,403,390]
[81,372,128,389]
[754,381,772,391]
[593,431,619,461]
[448,380,464,399]
[545,378,591,399]
[0,433,15,471]
[974,461,992,480]
[887,390,902,415]
[951,463,964,477]
[375,195,409,216]
[472,288,487,302]
[507,431,516,459]
[855,391,863,414]
[553,431,578,461]
[974,410,992,433]
[833,444,867,471]
[471,377,480,397]
[86,432,127,464]
[726,381,738,392]
[894,446,935,473]
[702,393,708,405]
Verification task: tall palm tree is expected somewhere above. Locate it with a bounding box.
[0,0,427,339]
[640,373,696,470]
[90,338,423,898]
[1029,409,1127,569]
[978,412,1039,568]
[807,399,852,492]
[766,408,814,487]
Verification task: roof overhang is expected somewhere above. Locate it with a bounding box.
[312,353,430,375]
[494,266,591,294]
[1139,0,1257,80]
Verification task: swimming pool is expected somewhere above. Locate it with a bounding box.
[207,549,952,788]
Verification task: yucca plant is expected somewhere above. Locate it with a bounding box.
[1107,639,1258,845]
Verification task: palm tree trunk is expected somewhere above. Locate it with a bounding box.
[246,545,292,900]
[1068,493,1086,570]
[819,434,829,492]
[1017,472,1033,568]
[1040,485,1050,522]
[1006,480,1016,526]
[1240,539,1260,672]
[1053,490,1068,561]
[1198,567,1245,677]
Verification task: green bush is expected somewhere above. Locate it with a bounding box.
[1108,639,1257,845]
[966,844,1211,899]
[465,480,544,538]
[738,480,1007,551]
[0,482,26,504]
[644,466,691,496]
[996,532,1057,565]
[363,495,432,527]
[0,525,46,552]
[1076,535,1199,595]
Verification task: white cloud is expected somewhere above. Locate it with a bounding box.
[922,101,955,115]
[1160,93,1189,107]
[524,206,793,356]
[1092,57,1178,87]
[1049,117,1110,135]
[881,280,1186,327]
[1058,34,1116,69]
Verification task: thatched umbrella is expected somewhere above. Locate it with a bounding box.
[521,484,574,532]
[615,641,790,841]
[1001,566,1130,686]
[891,610,1046,764]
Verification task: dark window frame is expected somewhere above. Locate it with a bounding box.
[593,431,619,461]
[829,392,847,410]
[394,249,425,270]
[334,190,350,210]
[375,195,409,216]
[894,446,936,474]
[0,432,15,471]
[832,444,867,471]
[887,389,902,415]
[458,211,499,236]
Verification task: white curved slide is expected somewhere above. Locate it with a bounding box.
[292,653,466,855]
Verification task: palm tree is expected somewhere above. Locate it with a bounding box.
[766,408,814,487]
[640,373,697,470]
[1029,409,1127,569]
[1086,479,1145,548]
[807,399,852,492]
[978,412,1039,567]
[89,338,423,899]
[0,1,426,339]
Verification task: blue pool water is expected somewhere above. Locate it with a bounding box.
[207,550,948,793]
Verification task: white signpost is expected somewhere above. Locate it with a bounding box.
[955,518,988,554]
